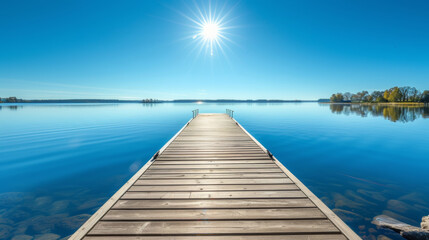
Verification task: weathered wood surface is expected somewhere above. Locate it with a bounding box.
[83,236,347,240]
[71,113,360,240]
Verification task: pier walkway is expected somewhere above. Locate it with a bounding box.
[71,113,360,239]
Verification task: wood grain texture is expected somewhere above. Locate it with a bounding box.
[140,173,287,179]
[121,190,307,199]
[102,208,326,220]
[84,235,347,240]
[148,164,278,169]
[144,168,284,173]
[128,184,299,191]
[112,199,316,209]
[153,160,273,164]
[88,219,340,235]
[135,178,292,185]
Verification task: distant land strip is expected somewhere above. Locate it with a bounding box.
[0,97,319,104]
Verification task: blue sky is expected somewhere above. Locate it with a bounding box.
[1,0,428,100]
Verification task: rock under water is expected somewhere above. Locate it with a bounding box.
[372,215,429,240]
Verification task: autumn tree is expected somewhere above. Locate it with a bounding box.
[387,87,402,102]
[383,90,390,100]
[330,93,344,102]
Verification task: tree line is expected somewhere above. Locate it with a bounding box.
[142,98,161,103]
[329,104,428,122]
[330,86,429,103]
[0,97,20,103]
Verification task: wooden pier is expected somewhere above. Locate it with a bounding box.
[71,113,360,240]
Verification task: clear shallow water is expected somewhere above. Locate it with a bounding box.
[0,103,428,240]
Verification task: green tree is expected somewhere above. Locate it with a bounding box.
[360,91,370,102]
[371,91,386,102]
[383,90,390,100]
[421,90,429,103]
[399,86,411,101]
[343,92,352,101]
[408,87,419,102]
[387,87,402,102]
[6,97,18,103]
[376,96,387,102]
[330,93,344,102]
[351,91,369,102]
[330,87,424,103]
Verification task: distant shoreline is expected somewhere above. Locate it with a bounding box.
[0,99,319,104]
[1,99,427,106]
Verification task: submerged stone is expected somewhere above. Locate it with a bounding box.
[11,234,33,240]
[58,214,90,230]
[422,216,429,230]
[34,233,60,240]
[377,235,393,240]
[372,215,429,240]
[0,224,13,239]
[333,208,364,222]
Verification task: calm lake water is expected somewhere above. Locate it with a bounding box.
[1,103,428,240]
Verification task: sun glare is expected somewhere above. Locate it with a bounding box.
[202,23,219,40]
[184,1,235,57]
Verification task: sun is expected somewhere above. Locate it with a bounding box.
[201,22,219,41]
[184,1,236,57]
[197,20,223,56]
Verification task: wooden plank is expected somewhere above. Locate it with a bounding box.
[177,136,250,138]
[163,150,264,152]
[84,235,347,240]
[88,219,340,235]
[165,146,262,149]
[168,140,256,142]
[164,147,263,149]
[165,147,262,150]
[158,154,270,157]
[175,137,253,140]
[167,143,259,146]
[162,150,266,154]
[153,160,273,164]
[121,191,306,199]
[158,155,270,158]
[144,168,284,174]
[135,178,292,185]
[155,157,272,161]
[112,198,316,209]
[140,173,286,179]
[102,208,326,220]
[148,164,278,169]
[128,184,299,192]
